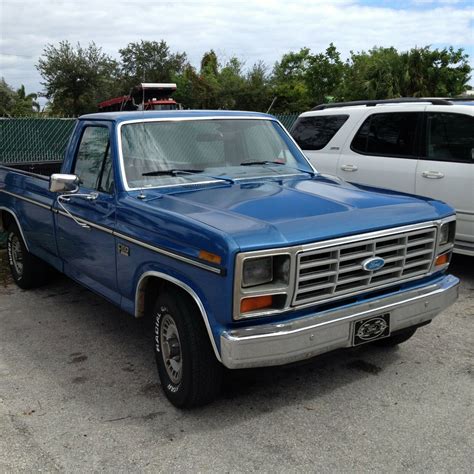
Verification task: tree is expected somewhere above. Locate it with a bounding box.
[342,47,404,100]
[271,48,313,113]
[200,50,219,77]
[119,40,187,92]
[36,41,119,116]
[400,46,471,97]
[198,50,221,109]
[240,61,273,112]
[173,64,207,109]
[12,85,40,115]
[0,79,40,116]
[305,43,345,105]
[218,57,246,109]
[33,39,471,116]
[0,78,16,116]
[341,46,471,101]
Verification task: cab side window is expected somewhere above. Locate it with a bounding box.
[425,112,474,163]
[74,126,114,193]
[351,112,421,158]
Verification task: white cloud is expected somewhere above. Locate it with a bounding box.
[0,0,472,95]
[412,1,464,4]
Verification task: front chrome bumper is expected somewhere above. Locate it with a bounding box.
[220,274,459,369]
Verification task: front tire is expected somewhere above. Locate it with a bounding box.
[152,290,223,408]
[7,223,49,289]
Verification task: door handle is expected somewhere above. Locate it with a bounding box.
[341,164,358,172]
[422,171,444,179]
[86,192,99,201]
[56,194,91,229]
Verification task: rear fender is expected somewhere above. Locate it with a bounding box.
[0,208,30,251]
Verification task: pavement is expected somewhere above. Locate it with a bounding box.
[0,250,473,472]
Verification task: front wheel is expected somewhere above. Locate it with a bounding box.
[152,290,223,408]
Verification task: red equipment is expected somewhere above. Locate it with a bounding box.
[98,83,180,112]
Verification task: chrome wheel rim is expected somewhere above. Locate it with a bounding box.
[160,313,182,384]
[9,235,23,276]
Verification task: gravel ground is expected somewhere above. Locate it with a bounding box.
[0,251,472,473]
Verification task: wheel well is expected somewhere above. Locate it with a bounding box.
[135,272,222,362]
[0,210,14,232]
[136,275,195,319]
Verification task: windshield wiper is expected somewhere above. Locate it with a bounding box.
[142,168,235,184]
[240,160,285,166]
[142,169,203,177]
[239,160,315,177]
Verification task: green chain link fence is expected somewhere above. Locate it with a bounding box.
[274,113,299,131]
[0,117,76,164]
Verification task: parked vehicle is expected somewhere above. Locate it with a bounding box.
[98,83,181,112]
[291,99,474,256]
[0,110,459,407]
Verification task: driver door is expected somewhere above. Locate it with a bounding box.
[55,123,119,302]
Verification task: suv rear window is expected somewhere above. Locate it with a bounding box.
[291,115,348,150]
[351,112,421,158]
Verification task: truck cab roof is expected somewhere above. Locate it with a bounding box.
[80,110,274,123]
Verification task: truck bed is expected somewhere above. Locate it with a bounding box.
[0,161,62,178]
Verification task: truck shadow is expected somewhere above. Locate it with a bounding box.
[449,254,474,281]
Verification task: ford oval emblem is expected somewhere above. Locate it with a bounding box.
[362,256,385,272]
[356,316,389,340]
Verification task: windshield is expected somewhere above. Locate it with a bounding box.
[120,119,312,189]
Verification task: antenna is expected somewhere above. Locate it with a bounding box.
[266,96,277,114]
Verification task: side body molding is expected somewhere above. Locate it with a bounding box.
[0,207,30,251]
[135,271,222,362]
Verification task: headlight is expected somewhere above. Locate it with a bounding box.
[438,220,455,248]
[235,252,292,319]
[434,219,455,269]
[439,223,450,246]
[242,257,273,287]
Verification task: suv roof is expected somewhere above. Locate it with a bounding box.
[311,98,453,111]
[299,99,474,119]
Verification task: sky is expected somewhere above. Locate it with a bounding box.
[1,0,473,103]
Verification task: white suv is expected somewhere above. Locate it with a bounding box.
[291,99,474,256]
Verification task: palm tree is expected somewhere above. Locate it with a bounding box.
[14,85,40,115]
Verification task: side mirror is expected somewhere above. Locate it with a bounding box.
[49,174,80,194]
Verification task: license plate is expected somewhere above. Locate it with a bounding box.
[353,313,391,346]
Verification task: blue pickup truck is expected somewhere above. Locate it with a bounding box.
[0,111,460,407]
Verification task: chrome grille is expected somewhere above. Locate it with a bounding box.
[293,227,437,306]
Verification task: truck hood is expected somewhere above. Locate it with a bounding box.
[140,175,453,251]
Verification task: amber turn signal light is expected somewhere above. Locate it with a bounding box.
[240,295,273,313]
[198,250,222,265]
[435,253,449,267]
